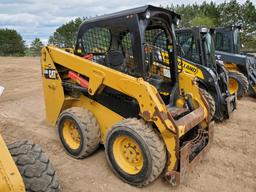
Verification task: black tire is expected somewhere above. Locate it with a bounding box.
[228,71,249,98]
[105,118,166,187]
[200,88,216,121]
[57,107,100,159]
[8,140,61,192]
[248,85,256,97]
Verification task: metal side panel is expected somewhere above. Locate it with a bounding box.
[41,47,65,126]
[215,50,247,66]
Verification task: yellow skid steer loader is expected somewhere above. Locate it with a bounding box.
[41,5,214,186]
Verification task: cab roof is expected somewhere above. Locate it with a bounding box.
[80,5,180,25]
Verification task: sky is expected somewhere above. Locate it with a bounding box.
[0,0,255,45]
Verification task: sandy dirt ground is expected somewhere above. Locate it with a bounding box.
[0,57,255,192]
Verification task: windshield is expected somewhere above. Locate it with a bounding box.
[215,31,231,52]
[202,33,216,68]
[176,32,200,64]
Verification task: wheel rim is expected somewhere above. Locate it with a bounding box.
[229,77,239,94]
[62,120,81,150]
[113,135,143,175]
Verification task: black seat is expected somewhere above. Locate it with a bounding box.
[105,50,125,69]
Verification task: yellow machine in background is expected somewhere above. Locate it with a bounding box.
[0,86,61,192]
[0,135,25,192]
[215,26,254,98]
[0,86,24,192]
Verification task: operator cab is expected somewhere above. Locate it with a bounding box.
[75,5,180,105]
[176,28,216,69]
[215,25,241,54]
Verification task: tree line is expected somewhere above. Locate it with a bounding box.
[48,0,256,50]
[0,0,255,56]
[0,29,43,56]
[167,0,256,50]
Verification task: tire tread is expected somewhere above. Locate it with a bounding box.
[58,107,100,159]
[229,71,249,98]
[106,118,166,187]
[8,140,61,192]
[200,88,216,121]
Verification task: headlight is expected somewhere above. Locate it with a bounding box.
[176,18,180,26]
[145,11,150,19]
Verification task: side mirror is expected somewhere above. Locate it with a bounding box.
[216,59,224,66]
[0,86,5,96]
[215,54,222,60]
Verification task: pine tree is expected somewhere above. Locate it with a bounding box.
[30,38,44,56]
[48,17,85,48]
[0,29,26,56]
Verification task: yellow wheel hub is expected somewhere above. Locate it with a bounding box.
[113,136,143,175]
[229,77,239,94]
[62,120,81,150]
